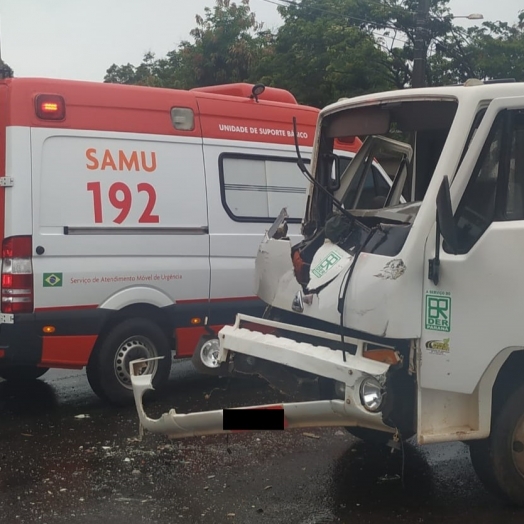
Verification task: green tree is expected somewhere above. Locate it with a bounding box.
[252,0,466,104]
[104,0,269,89]
[104,1,524,107]
[465,12,524,82]
[176,0,272,87]
[355,0,458,86]
[0,58,14,78]
[255,0,395,107]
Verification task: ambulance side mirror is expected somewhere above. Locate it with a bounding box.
[436,176,459,254]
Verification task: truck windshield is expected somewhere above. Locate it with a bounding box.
[311,98,458,228]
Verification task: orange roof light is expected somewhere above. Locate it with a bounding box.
[42,102,59,112]
[35,94,66,121]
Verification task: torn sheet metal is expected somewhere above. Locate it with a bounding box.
[266,207,289,239]
[374,259,406,280]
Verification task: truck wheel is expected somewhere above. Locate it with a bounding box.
[345,427,392,446]
[0,366,49,381]
[468,439,504,498]
[469,384,524,505]
[86,318,172,406]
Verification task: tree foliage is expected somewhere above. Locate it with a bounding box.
[104,0,524,106]
[0,59,14,78]
[464,13,524,82]
[105,0,270,89]
[176,0,272,87]
[255,0,395,107]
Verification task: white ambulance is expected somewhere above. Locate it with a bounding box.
[0,78,393,405]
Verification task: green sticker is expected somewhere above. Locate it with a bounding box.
[425,293,451,332]
[43,273,63,288]
[311,251,342,278]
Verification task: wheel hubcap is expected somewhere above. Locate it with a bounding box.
[200,339,220,369]
[512,414,524,477]
[114,336,158,389]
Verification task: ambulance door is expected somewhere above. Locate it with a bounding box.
[30,128,210,310]
[197,97,320,330]
[203,145,309,301]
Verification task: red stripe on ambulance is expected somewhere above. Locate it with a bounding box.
[41,335,98,368]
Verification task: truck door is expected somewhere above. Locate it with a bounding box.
[420,96,524,437]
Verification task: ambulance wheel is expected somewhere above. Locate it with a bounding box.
[0,366,49,382]
[87,318,172,406]
[469,383,524,506]
[345,427,392,446]
[191,335,226,376]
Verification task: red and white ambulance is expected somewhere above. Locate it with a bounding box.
[0,78,392,404]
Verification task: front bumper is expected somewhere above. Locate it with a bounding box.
[131,314,397,439]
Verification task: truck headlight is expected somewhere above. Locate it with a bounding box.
[359,377,385,412]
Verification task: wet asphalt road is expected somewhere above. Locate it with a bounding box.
[2,363,524,524]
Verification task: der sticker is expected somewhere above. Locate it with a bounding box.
[425,291,451,332]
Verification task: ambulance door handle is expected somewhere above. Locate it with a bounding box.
[36,246,45,255]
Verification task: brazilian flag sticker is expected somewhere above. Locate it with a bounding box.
[43,273,63,288]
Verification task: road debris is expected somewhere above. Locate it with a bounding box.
[378,474,401,482]
[303,432,320,439]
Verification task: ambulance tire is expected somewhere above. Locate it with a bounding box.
[0,366,49,382]
[87,318,172,406]
[468,383,524,506]
[191,335,227,376]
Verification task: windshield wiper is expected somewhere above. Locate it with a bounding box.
[292,117,367,230]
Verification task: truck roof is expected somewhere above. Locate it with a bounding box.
[321,81,524,116]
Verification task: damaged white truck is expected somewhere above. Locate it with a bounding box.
[130,79,524,505]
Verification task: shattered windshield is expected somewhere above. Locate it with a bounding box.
[310,98,459,227]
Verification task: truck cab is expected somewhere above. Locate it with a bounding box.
[131,80,524,506]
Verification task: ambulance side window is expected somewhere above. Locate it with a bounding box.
[451,109,524,254]
[219,154,310,223]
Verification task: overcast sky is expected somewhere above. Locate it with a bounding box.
[1,0,522,82]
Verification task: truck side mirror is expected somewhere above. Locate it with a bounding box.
[326,153,341,192]
[436,176,459,254]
